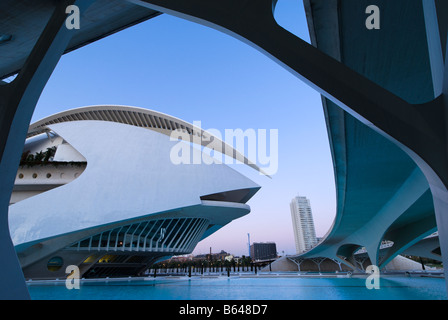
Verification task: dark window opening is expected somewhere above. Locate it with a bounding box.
[200,188,258,203]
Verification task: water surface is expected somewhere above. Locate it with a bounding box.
[27,275,447,300]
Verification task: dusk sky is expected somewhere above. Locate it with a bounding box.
[33,1,337,256]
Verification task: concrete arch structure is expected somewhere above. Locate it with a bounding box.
[402,233,442,262]
[123,0,448,290]
[290,0,445,275]
[2,0,448,297]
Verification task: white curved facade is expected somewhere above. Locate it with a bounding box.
[8,106,260,279]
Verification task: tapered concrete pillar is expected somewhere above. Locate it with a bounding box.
[0,0,94,299]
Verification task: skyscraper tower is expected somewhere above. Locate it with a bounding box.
[290,195,318,254]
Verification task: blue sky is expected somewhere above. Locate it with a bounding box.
[33,1,336,256]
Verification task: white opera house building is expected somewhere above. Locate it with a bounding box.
[8,105,261,280]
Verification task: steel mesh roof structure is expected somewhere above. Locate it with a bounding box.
[26,105,269,176]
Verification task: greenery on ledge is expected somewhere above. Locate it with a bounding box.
[19,147,86,168]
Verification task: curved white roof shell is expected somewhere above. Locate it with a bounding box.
[11,107,261,245]
[27,105,269,176]
[8,106,261,281]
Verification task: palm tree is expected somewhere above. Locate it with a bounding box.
[43,146,57,163]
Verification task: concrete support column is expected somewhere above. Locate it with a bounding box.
[0,0,94,299]
[419,2,448,286]
[423,0,445,97]
[334,254,360,272]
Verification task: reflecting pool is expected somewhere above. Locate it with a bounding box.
[27,274,447,300]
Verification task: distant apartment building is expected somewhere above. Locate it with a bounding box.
[250,242,277,261]
[290,195,318,254]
